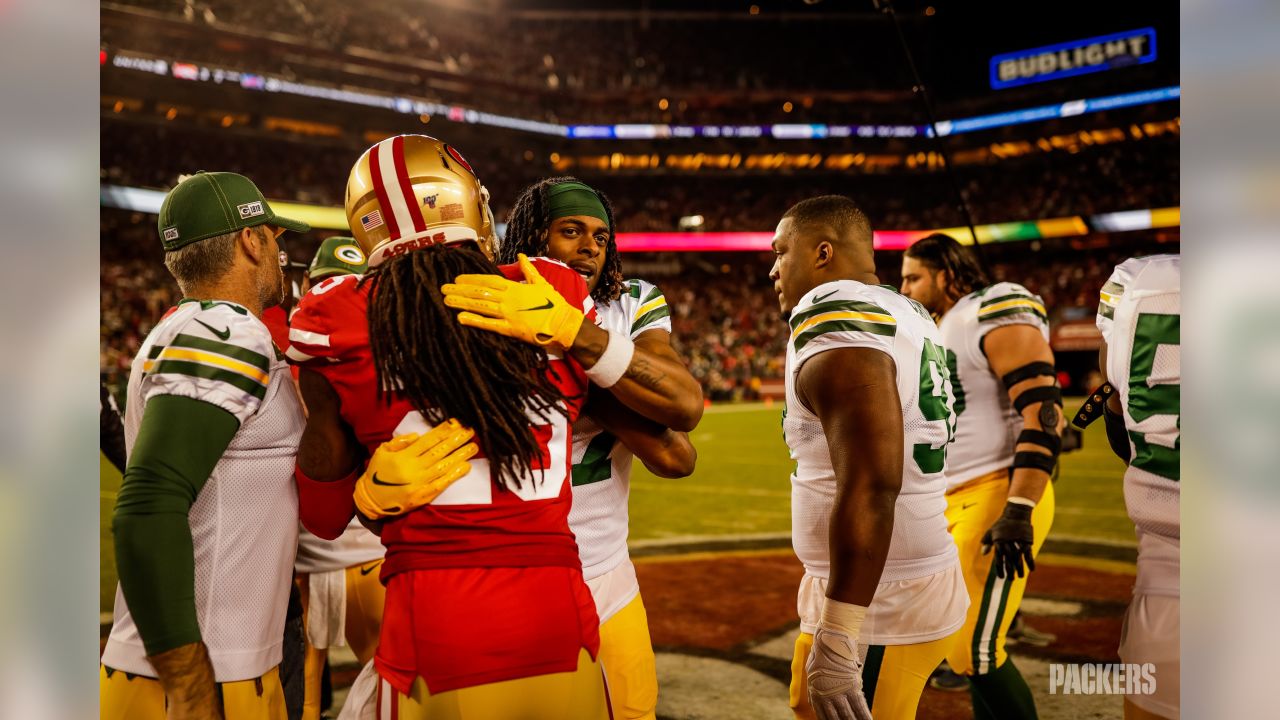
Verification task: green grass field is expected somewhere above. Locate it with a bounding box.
[100,398,1132,614]
[629,401,1134,546]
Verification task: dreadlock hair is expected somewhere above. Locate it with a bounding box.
[363,243,572,489]
[500,176,625,303]
[903,233,991,300]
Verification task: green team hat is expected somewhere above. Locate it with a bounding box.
[157,171,310,251]
[309,236,368,280]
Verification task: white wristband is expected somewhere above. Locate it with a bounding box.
[584,329,635,388]
[1007,496,1037,508]
[819,597,868,639]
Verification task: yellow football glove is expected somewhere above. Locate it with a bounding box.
[354,419,479,520]
[441,253,585,349]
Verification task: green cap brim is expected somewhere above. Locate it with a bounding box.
[272,215,311,234]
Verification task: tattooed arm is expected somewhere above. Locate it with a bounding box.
[570,325,704,432]
[584,386,696,478]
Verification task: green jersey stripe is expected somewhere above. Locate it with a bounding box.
[178,298,249,315]
[642,285,664,304]
[1101,280,1125,295]
[170,333,270,371]
[788,299,891,330]
[978,305,1048,323]
[793,318,895,351]
[572,431,616,486]
[147,360,268,400]
[631,306,671,335]
[979,292,1036,309]
[1099,303,1116,320]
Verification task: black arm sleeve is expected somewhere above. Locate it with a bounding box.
[100,383,128,473]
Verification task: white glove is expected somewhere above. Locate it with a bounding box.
[806,599,873,720]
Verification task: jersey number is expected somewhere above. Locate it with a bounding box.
[1126,313,1180,481]
[914,338,957,474]
[393,406,569,504]
[943,347,966,417]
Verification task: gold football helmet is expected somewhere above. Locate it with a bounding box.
[345,134,497,267]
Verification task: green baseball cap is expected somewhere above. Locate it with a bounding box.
[309,236,368,280]
[157,171,310,251]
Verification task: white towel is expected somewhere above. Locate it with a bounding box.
[306,568,348,649]
[337,660,379,720]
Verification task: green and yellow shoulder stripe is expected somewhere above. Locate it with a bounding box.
[1098,279,1124,320]
[628,279,671,336]
[975,283,1047,325]
[144,307,272,401]
[788,295,897,353]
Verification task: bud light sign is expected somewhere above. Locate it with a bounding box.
[990,28,1156,90]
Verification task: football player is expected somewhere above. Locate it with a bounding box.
[770,197,968,720]
[288,236,386,720]
[101,172,310,720]
[499,176,701,720]
[287,135,609,720]
[1089,255,1180,720]
[900,233,1059,719]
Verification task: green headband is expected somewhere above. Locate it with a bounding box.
[546,181,609,226]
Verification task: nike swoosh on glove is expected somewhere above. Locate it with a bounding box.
[441,253,585,349]
[354,419,478,520]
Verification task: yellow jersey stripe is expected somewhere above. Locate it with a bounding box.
[145,348,270,385]
[635,296,668,319]
[791,310,896,338]
[977,297,1046,316]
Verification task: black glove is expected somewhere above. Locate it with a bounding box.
[981,501,1036,579]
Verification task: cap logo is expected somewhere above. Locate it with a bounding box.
[335,245,366,265]
[237,201,265,219]
[163,227,180,242]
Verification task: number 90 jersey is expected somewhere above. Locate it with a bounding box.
[287,257,596,578]
[1097,255,1180,593]
[784,280,959,584]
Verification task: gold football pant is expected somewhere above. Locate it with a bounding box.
[377,648,610,720]
[299,558,387,720]
[944,469,1055,676]
[598,591,658,720]
[789,630,959,720]
[99,664,286,720]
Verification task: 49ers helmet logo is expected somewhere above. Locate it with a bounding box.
[445,145,474,175]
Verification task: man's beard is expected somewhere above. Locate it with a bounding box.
[262,269,287,308]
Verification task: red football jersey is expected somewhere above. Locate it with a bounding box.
[287,257,597,576]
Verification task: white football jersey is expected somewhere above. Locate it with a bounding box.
[295,521,385,575]
[569,278,672,583]
[103,300,305,682]
[1098,255,1180,596]
[784,280,961,587]
[937,283,1050,488]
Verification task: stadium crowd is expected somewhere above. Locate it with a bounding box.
[102,118,1179,231]
[104,0,1174,127]
[101,197,1168,404]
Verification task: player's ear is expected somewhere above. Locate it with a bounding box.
[814,240,834,269]
[239,227,266,264]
